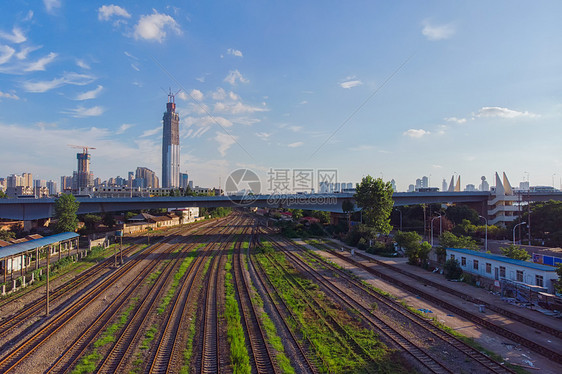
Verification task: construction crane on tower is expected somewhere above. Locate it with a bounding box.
[68,144,96,154]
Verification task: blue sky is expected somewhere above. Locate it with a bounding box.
[1,1,561,192]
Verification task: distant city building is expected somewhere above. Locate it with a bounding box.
[421,176,429,188]
[162,91,180,188]
[7,174,22,188]
[179,172,189,189]
[442,178,448,192]
[480,176,490,191]
[94,177,102,188]
[464,184,476,191]
[73,150,94,191]
[136,167,159,188]
[188,180,194,189]
[46,180,58,195]
[390,179,396,192]
[128,171,134,187]
[0,178,5,191]
[408,184,415,192]
[519,181,530,191]
[22,172,32,188]
[33,179,46,188]
[61,176,73,192]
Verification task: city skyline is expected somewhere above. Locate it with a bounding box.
[0,1,561,191]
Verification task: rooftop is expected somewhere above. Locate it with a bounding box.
[447,247,557,272]
[0,232,79,259]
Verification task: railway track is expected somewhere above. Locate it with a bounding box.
[149,216,241,374]
[312,239,562,365]
[246,226,321,374]
[199,215,246,373]
[232,223,279,374]
[0,238,176,373]
[284,237,517,374]
[262,235,454,374]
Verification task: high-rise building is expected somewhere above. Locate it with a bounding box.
[179,172,189,189]
[480,176,490,191]
[46,180,58,195]
[442,179,448,192]
[136,167,159,188]
[73,150,94,191]
[22,172,33,188]
[61,176,73,192]
[390,179,396,192]
[162,92,180,188]
[128,171,134,187]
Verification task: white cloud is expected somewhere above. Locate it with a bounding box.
[75,85,103,100]
[183,115,233,129]
[403,129,430,138]
[76,59,90,69]
[422,21,456,41]
[340,79,363,89]
[98,5,131,21]
[212,88,226,100]
[140,126,161,138]
[445,116,466,124]
[189,89,204,101]
[195,76,206,83]
[0,27,26,44]
[224,70,249,85]
[255,132,271,141]
[22,72,96,93]
[0,91,19,100]
[214,101,267,115]
[350,145,375,151]
[16,45,42,60]
[177,91,189,101]
[23,10,34,22]
[124,51,138,60]
[131,63,140,71]
[475,106,538,119]
[43,0,61,14]
[288,141,304,148]
[63,105,105,118]
[0,45,15,64]
[24,52,57,71]
[432,164,442,169]
[116,123,133,134]
[227,48,243,57]
[215,131,237,156]
[134,10,181,43]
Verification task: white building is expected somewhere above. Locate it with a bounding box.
[446,247,559,294]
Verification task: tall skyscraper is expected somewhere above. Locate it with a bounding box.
[73,150,94,191]
[162,92,180,188]
[136,167,159,188]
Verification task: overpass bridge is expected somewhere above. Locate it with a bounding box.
[1,191,561,221]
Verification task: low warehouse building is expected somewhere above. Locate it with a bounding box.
[446,247,559,294]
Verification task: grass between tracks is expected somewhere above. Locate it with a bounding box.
[157,243,204,314]
[225,243,252,374]
[306,238,529,373]
[257,240,405,374]
[71,296,139,374]
[180,256,212,374]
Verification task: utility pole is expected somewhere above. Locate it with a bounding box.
[46,246,50,316]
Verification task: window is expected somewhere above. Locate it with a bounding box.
[450,254,455,260]
[536,275,544,287]
[461,257,466,266]
[516,270,523,282]
[473,259,479,270]
[499,266,506,277]
[486,263,492,274]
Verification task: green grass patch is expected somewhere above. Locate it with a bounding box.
[225,250,251,373]
[72,297,138,373]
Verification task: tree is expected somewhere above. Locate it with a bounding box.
[500,244,530,261]
[103,213,116,229]
[555,264,562,294]
[444,259,463,280]
[394,230,421,251]
[54,194,80,233]
[0,229,15,241]
[0,190,7,199]
[342,199,355,232]
[446,205,480,225]
[354,175,394,235]
[394,231,430,266]
[83,214,101,231]
[291,209,303,221]
[439,231,479,250]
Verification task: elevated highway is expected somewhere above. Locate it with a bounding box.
[0,191,561,221]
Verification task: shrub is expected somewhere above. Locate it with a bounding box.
[444,259,463,280]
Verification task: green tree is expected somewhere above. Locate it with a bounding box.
[0,190,7,199]
[54,194,80,233]
[291,209,303,221]
[342,199,355,231]
[394,230,421,251]
[500,244,531,261]
[439,231,479,250]
[555,264,562,294]
[103,213,116,229]
[0,229,15,241]
[446,205,480,225]
[354,175,394,235]
[444,259,463,280]
[83,214,101,231]
[394,231,430,266]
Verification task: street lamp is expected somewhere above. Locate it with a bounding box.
[430,214,442,247]
[513,222,526,245]
[479,215,488,252]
